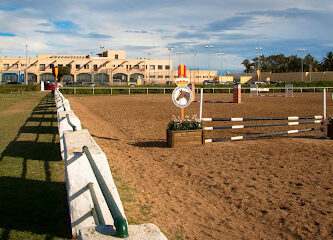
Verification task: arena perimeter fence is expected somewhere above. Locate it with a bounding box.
[54,89,129,237]
[59,86,333,95]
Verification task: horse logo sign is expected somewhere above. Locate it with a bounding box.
[172,86,193,108]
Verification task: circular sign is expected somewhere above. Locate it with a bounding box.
[172,86,193,108]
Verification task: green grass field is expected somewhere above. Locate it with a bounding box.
[0,92,71,240]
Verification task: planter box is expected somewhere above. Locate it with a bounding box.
[327,123,333,139]
[167,129,205,148]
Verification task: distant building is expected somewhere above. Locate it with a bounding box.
[0,49,217,85]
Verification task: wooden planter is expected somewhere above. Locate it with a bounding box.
[167,129,205,148]
[327,123,333,139]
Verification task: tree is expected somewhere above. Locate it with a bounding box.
[287,55,301,72]
[242,59,251,73]
[52,66,71,82]
[321,52,333,71]
[304,54,320,72]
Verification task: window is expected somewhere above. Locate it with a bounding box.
[158,75,163,78]
[39,64,45,70]
[165,75,170,78]
[150,75,155,78]
[13,64,18,69]
[76,64,80,69]
[94,64,98,70]
[49,64,54,68]
[150,65,155,70]
[84,64,89,69]
[115,54,118,59]
[66,64,72,68]
[21,64,26,67]
[165,65,170,70]
[133,65,139,69]
[158,65,163,70]
[3,64,9,69]
[58,64,63,67]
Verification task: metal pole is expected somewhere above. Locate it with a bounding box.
[88,182,106,225]
[324,88,327,136]
[148,52,150,84]
[25,45,28,84]
[218,53,224,80]
[168,48,171,83]
[82,146,128,238]
[100,46,104,85]
[199,88,203,121]
[298,48,305,81]
[301,58,304,82]
[206,46,213,81]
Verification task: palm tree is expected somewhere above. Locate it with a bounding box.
[321,52,333,71]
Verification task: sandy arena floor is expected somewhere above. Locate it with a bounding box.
[68,93,333,240]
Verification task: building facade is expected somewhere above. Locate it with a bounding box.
[0,49,217,85]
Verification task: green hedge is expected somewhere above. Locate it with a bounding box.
[0,84,41,93]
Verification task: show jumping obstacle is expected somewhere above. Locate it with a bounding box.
[202,115,323,143]
[250,84,293,97]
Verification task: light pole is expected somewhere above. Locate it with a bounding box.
[25,45,28,84]
[192,53,198,83]
[176,51,183,66]
[218,52,224,80]
[100,46,105,84]
[298,48,305,81]
[148,52,150,84]
[168,48,171,83]
[256,47,262,82]
[206,45,213,80]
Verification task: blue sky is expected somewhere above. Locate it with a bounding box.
[0,0,332,72]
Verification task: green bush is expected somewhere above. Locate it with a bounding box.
[0,84,41,93]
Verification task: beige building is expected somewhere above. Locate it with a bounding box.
[0,49,217,85]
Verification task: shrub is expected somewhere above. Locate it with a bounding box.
[0,84,41,93]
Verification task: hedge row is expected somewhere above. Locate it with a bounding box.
[0,84,41,93]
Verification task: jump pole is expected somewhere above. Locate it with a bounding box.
[324,88,327,136]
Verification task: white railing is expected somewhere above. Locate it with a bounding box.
[59,86,333,95]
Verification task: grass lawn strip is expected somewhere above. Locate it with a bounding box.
[0,92,71,240]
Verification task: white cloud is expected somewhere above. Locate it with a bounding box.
[0,0,331,71]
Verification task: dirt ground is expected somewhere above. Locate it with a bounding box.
[68,93,333,240]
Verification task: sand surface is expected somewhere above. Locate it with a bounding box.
[69,93,333,240]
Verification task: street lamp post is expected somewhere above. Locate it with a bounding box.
[206,45,213,80]
[256,47,262,82]
[168,48,171,83]
[176,51,183,66]
[298,48,305,81]
[218,52,224,80]
[100,46,105,84]
[148,52,150,84]
[192,53,198,83]
[25,45,28,84]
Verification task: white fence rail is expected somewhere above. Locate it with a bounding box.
[60,86,333,95]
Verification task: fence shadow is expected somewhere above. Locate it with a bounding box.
[0,176,71,239]
[0,94,71,239]
[130,140,168,148]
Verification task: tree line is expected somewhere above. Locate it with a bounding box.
[242,51,333,73]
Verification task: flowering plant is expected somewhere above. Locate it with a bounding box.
[167,114,204,131]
